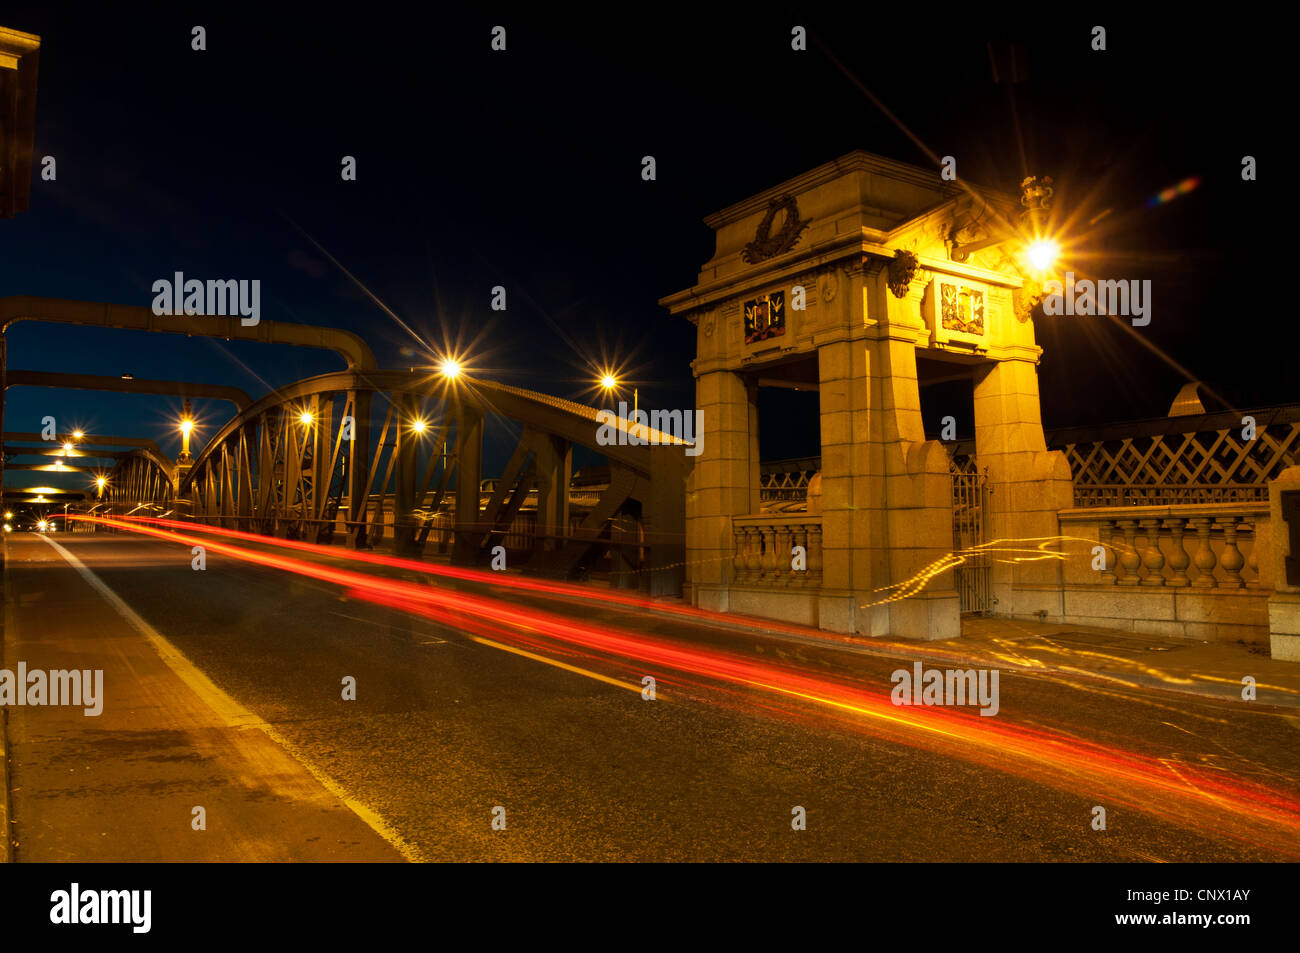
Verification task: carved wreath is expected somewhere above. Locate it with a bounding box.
[742,194,812,264]
[887,250,919,298]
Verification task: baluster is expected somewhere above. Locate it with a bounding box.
[1244,520,1260,588]
[743,526,761,581]
[774,524,792,586]
[762,525,780,581]
[1139,518,1166,586]
[1189,518,1217,587]
[1098,520,1118,585]
[745,526,762,582]
[1217,516,1245,589]
[1117,519,1142,585]
[733,526,748,584]
[792,525,809,586]
[808,524,823,587]
[1164,518,1191,587]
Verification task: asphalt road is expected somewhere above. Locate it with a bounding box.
[6,533,1299,861]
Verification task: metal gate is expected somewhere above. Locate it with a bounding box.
[951,459,990,614]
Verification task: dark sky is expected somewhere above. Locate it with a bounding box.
[0,5,1284,491]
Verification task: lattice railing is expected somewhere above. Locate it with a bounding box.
[1051,406,1300,507]
[759,457,819,502]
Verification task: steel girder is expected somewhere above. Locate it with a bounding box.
[176,370,689,594]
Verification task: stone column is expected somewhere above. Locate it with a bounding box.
[972,357,1073,615]
[687,368,757,611]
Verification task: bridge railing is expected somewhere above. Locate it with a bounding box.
[731,515,822,588]
[1049,501,1272,641]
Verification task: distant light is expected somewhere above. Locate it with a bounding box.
[600,374,618,391]
[3,511,11,520]
[62,441,73,453]
[72,430,84,440]
[1026,239,1060,271]
[439,359,462,380]
[411,419,427,434]
[37,520,47,532]
[299,411,314,426]
[180,418,194,436]
[95,477,107,489]
[121,374,135,380]
[2,525,10,533]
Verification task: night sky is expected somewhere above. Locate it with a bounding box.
[0,6,1283,492]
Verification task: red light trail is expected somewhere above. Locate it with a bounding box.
[69,514,1300,856]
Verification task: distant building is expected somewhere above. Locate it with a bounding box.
[0,25,40,219]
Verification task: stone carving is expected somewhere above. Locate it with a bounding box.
[941,283,984,335]
[887,250,919,298]
[742,194,811,264]
[702,310,716,337]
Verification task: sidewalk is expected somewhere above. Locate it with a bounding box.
[1,535,408,862]
[541,575,1300,708]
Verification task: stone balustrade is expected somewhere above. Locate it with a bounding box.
[731,516,822,587]
[1058,504,1270,590]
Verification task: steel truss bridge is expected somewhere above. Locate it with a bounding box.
[0,296,687,595]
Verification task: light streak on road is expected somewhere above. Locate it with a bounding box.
[65,515,1300,855]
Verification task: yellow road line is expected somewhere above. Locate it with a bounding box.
[469,635,647,695]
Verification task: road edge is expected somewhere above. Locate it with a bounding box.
[1,536,13,862]
[38,534,421,863]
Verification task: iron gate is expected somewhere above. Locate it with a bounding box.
[951,459,990,614]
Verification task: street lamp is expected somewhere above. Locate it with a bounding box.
[599,373,637,413]
[1026,239,1059,272]
[439,358,462,380]
[179,398,196,464]
[72,430,84,440]
[299,410,314,427]
[410,418,427,434]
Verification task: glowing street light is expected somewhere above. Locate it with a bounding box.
[299,410,315,427]
[438,358,462,380]
[179,419,194,436]
[1026,239,1060,272]
[37,520,48,532]
[599,371,637,412]
[3,525,10,533]
[72,430,84,440]
[410,418,428,434]
[62,441,74,453]
[3,511,11,520]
